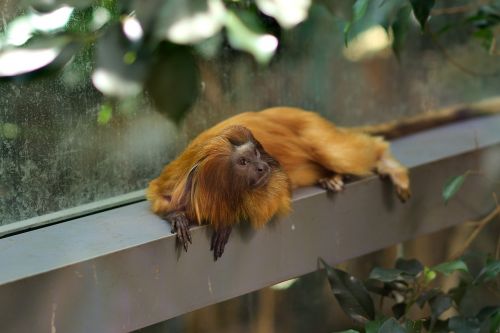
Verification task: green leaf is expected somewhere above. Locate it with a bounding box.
[27,0,94,12]
[224,10,278,64]
[423,267,437,283]
[97,103,113,125]
[427,294,453,331]
[91,25,147,98]
[442,174,468,204]
[395,258,424,276]
[432,259,469,275]
[145,45,199,123]
[320,258,375,323]
[343,22,352,47]
[379,318,407,333]
[344,0,370,46]
[490,311,500,333]
[352,0,370,22]
[430,294,453,325]
[155,0,226,44]
[334,330,360,333]
[467,6,500,30]
[256,0,311,29]
[416,288,440,308]
[474,260,500,283]
[448,316,480,333]
[365,317,387,333]
[476,306,500,322]
[369,267,406,282]
[405,320,423,333]
[448,280,468,305]
[0,36,77,79]
[364,279,390,296]
[477,305,500,332]
[391,5,412,60]
[409,0,435,31]
[473,28,494,50]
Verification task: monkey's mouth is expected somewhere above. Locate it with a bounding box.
[252,173,270,188]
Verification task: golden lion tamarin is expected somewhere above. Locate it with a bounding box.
[148,107,411,259]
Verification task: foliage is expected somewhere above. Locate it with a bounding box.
[442,172,469,204]
[1,0,500,122]
[321,256,500,333]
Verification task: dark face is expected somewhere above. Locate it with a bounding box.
[232,141,271,188]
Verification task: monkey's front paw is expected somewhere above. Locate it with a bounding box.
[319,174,344,192]
[396,186,411,203]
[210,226,232,260]
[165,211,192,252]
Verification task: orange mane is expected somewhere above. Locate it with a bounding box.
[148,126,292,230]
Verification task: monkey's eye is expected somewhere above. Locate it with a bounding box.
[238,157,248,166]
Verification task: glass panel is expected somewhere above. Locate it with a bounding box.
[2,1,499,229]
[0,65,178,225]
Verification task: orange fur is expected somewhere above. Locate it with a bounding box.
[147,125,291,230]
[148,107,410,233]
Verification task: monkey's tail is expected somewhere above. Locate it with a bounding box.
[353,97,500,140]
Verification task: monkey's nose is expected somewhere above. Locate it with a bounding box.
[257,163,269,173]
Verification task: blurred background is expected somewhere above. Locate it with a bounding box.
[0,0,499,331]
[2,0,500,225]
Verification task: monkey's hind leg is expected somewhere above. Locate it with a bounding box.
[376,150,411,202]
[318,174,345,192]
[304,126,410,201]
[164,211,193,252]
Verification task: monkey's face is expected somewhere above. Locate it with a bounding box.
[232,142,271,188]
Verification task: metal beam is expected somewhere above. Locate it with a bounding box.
[0,116,499,333]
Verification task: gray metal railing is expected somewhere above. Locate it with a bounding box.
[0,115,499,333]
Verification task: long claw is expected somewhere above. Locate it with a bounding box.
[164,211,192,252]
[210,232,215,251]
[211,227,232,260]
[187,227,192,244]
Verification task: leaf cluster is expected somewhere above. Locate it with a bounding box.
[320,256,500,333]
[1,0,499,122]
[0,0,309,121]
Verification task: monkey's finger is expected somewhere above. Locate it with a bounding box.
[215,245,222,260]
[211,234,222,259]
[183,234,189,252]
[169,220,176,234]
[215,238,221,258]
[186,226,192,244]
[215,239,223,260]
[172,219,185,249]
[211,234,219,253]
[215,228,231,260]
[175,228,185,249]
[177,225,187,252]
[217,237,226,259]
[179,221,190,252]
[210,231,217,251]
